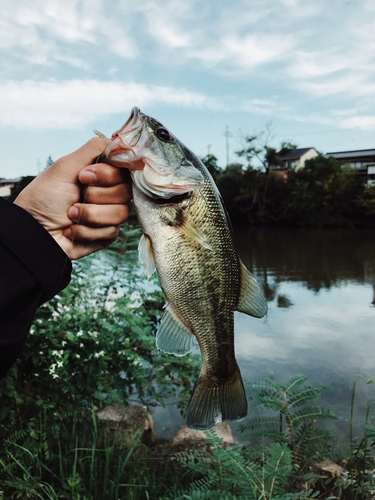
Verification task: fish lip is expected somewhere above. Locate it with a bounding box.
[113,106,145,138]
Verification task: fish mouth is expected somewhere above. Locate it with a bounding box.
[100,107,148,168]
[112,106,146,147]
[118,106,145,134]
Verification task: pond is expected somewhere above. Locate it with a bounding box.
[152,226,375,443]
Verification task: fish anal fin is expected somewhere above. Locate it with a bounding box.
[237,260,268,318]
[138,234,156,278]
[156,306,195,356]
[177,217,212,250]
[185,365,247,430]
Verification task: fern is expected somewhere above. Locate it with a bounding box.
[170,430,319,499]
[240,376,338,472]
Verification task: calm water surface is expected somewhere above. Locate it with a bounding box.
[152,226,375,441]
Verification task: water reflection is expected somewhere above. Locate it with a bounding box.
[231,226,375,441]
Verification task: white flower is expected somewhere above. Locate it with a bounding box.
[94,351,105,358]
[57,361,63,368]
[80,343,84,348]
[76,354,80,358]
[52,350,62,358]
[39,351,43,355]
[77,331,83,337]
[62,341,67,346]
[88,331,99,338]
[52,373,59,379]
[30,327,35,335]
[49,364,56,374]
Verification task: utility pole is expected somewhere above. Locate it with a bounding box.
[207,144,212,155]
[224,126,232,167]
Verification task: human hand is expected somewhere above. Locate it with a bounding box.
[14,138,131,260]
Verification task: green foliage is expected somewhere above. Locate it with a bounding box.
[239,376,338,470]
[335,376,375,500]
[201,154,222,181]
[358,184,375,216]
[211,135,372,226]
[171,431,318,499]
[2,370,375,499]
[0,224,200,499]
[286,155,364,226]
[7,176,36,202]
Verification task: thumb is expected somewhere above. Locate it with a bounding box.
[48,137,110,183]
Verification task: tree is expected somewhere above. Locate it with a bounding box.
[46,155,54,169]
[8,176,36,202]
[234,126,297,222]
[286,154,364,226]
[200,154,222,181]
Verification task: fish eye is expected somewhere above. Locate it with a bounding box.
[156,128,170,142]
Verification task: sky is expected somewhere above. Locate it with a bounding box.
[1,0,375,177]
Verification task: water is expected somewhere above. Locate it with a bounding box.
[153,226,375,442]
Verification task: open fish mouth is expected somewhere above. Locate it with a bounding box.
[111,106,148,151]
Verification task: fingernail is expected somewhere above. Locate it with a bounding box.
[80,168,97,184]
[69,207,80,221]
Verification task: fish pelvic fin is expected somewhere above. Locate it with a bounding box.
[185,366,247,430]
[138,234,156,278]
[237,260,268,318]
[156,306,195,356]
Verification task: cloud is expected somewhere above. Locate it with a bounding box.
[0,79,215,128]
[0,0,138,66]
[341,115,375,130]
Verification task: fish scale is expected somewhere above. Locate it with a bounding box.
[99,107,268,430]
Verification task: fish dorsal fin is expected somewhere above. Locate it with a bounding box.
[178,217,212,250]
[236,260,268,318]
[156,306,195,357]
[138,234,156,278]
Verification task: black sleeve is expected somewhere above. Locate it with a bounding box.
[0,197,72,380]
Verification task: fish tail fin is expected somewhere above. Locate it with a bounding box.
[185,366,247,430]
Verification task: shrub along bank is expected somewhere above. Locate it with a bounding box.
[202,153,375,227]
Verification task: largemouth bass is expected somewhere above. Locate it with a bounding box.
[97,107,268,430]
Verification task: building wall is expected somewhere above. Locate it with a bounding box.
[0,186,12,197]
[298,149,319,170]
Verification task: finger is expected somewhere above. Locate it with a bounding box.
[82,182,132,205]
[47,137,110,183]
[68,203,129,227]
[79,162,131,187]
[63,224,120,242]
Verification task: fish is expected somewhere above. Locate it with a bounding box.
[97,107,268,430]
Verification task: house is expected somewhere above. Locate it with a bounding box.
[325,149,375,185]
[271,147,319,178]
[0,178,22,197]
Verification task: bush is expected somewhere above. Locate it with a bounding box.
[0,225,200,498]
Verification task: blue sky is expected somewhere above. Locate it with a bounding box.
[1,0,375,177]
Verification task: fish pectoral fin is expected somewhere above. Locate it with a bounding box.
[156,306,195,357]
[177,217,212,250]
[236,260,268,318]
[138,234,156,278]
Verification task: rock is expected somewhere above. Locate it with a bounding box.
[96,403,157,446]
[315,460,343,478]
[172,421,235,444]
